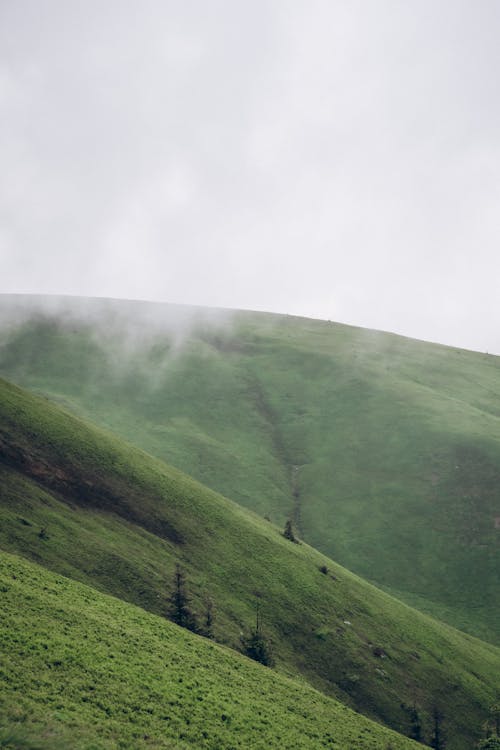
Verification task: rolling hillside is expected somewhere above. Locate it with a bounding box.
[0,294,499,645]
[0,375,499,749]
[0,550,421,750]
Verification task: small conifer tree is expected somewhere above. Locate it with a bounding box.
[203,597,215,639]
[241,604,274,667]
[168,563,198,633]
[283,519,299,543]
[409,705,423,743]
[430,706,446,750]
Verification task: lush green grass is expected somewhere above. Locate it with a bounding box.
[0,550,423,750]
[0,376,499,749]
[1,295,499,644]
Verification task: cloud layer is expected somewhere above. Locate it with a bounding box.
[1,1,500,353]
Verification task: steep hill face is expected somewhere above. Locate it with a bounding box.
[0,550,421,750]
[0,376,499,750]
[1,294,500,645]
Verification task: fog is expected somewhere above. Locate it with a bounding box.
[0,294,235,385]
[1,2,500,354]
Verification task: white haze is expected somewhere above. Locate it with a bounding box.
[1,2,500,354]
[0,293,233,357]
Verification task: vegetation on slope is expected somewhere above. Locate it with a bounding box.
[0,376,499,750]
[0,550,422,750]
[1,295,499,644]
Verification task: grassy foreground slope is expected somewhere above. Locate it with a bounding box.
[0,551,421,750]
[0,377,499,750]
[1,295,499,643]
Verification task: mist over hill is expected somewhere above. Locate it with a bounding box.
[1,293,499,646]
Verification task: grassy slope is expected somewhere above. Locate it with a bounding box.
[0,551,422,750]
[0,377,499,750]
[1,295,499,644]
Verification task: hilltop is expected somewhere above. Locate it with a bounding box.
[0,375,498,749]
[0,294,499,644]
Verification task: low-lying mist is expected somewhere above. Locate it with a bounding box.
[0,293,237,390]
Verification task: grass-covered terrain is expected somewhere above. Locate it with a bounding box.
[0,550,422,750]
[0,376,499,749]
[1,294,499,645]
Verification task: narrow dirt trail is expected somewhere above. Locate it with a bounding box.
[247,374,304,533]
[290,464,302,531]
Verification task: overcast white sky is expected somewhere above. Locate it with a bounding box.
[1,1,500,353]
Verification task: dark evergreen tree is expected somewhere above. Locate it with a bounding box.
[430,706,446,750]
[283,519,299,543]
[168,563,198,633]
[241,604,274,667]
[202,597,215,639]
[409,705,423,743]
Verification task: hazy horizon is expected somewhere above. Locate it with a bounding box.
[2,2,500,354]
[1,290,498,358]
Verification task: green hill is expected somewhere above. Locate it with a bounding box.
[0,550,421,750]
[0,294,499,645]
[0,376,498,750]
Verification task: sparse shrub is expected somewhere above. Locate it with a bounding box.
[488,704,500,737]
[38,528,49,540]
[319,564,329,575]
[478,740,500,750]
[241,605,274,667]
[241,629,274,667]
